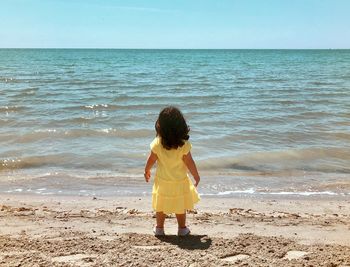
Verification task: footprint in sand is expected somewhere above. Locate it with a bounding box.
[221,254,250,263]
[52,254,97,265]
[283,250,308,260]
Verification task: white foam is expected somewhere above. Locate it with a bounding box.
[218,188,256,195]
[201,190,345,197]
[200,188,256,196]
[34,129,57,133]
[260,191,338,196]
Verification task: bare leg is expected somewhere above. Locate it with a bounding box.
[175,212,186,228]
[156,212,166,228]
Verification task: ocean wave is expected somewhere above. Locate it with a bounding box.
[0,153,123,171]
[0,154,75,170]
[329,132,350,141]
[64,100,217,112]
[0,77,20,83]
[65,103,164,111]
[13,128,154,143]
[200,190,348,197]
[0,119,11,126]
[309,81,337,86]
[11,87,40,97]
[297,111,336,118]
[0,105,27,112]
[198,147,350,174]
[255,78,286,82]
[54,116,104,124]
[112,94,221,103]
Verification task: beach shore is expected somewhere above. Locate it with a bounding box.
[0,194,349,266]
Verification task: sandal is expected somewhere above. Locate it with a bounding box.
[178,226,190,236]
[153,226,165,236]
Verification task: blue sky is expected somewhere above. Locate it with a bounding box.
[1,0,350,48]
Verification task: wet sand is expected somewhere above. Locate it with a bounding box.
[0,194,349,266]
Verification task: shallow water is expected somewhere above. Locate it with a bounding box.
[1,49,349,197]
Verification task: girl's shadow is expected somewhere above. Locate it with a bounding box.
[156,235,212,250]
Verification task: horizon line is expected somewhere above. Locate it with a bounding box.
[0,47,349,50]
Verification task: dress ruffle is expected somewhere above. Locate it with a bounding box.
[152,176,200,214]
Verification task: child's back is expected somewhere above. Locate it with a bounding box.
[150,136,191,181]
[144,106,200,236]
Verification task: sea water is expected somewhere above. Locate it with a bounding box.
[0,49,349,197]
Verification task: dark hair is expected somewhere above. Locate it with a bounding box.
[155,106,190,150]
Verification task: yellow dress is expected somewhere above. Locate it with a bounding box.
[150,137,200,214]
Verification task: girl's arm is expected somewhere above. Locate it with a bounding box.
[144,151,158,182]
[183,152,200,187]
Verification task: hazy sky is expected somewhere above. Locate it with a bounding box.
[1,0,350,48]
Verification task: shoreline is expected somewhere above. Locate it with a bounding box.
[1,193,349,266]
[1,189,349,201]
[1,169,349,201]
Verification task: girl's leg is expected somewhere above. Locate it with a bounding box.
[175,212,186,228]
[156,212,166,228]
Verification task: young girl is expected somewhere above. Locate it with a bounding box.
[144,106,200,236]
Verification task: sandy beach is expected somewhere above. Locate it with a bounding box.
[0,194,349,266]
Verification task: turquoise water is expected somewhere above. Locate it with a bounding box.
[0,49,349,197]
